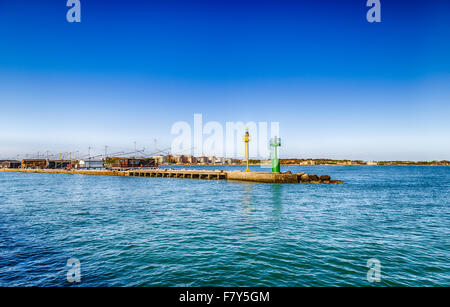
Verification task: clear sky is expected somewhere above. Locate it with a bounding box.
[0,0,449,160]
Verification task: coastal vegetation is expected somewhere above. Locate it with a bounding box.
[279,159,450,166]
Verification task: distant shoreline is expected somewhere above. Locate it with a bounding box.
[160,163,449,167]
[161,159,449,167]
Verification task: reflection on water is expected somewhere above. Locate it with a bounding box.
[238,183,284,241]
[242,183,253,207]
[239,183,257,241]
[270,184,283,225]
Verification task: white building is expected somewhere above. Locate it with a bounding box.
[153,155,169,164]
[77,160,104,169]
[214,157,224,164]
[197,156,209,164]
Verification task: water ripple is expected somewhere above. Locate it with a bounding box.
[0,166,449,286]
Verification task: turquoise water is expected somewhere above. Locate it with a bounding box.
[0,166,449,286]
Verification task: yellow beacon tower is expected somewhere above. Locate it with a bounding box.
[244,126,250,172]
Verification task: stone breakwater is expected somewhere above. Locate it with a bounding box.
[226,171,343,184]
[0,169,343,184]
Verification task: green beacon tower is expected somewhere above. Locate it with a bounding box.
[270,137,281,173]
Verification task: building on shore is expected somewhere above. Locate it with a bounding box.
[183,155,197,164]
[197,156,209,164]
[77,160,104,169]
[0,160,21,169]
[171,155,189,164]
[214,157,224,164]
[104,157,156,169]
[224,158,241,165]
[299,160,316,165]
[21,159,48,169]
[47,160,73,169]
[152,155,242,165]
[366,161,378,166]
[152,155,169,165]
[170,155,180,164]
[336,161,354,165]
[166,155,173,164]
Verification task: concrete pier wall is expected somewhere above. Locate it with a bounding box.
[0,168,342,184]
[227,171,299,183]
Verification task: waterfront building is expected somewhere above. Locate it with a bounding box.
[77,160,104,169]
[224,158,240,165]
[170,155,189,164]
[167,155,176,164]
[197,156,209,164]
[0,160,21,169]
[299,160,316,165]
[185,155,197,164]
[152,155,169,165]
[214,157,224,164]
[21,159,48,169]
[104,157,156,168]
[170,155,180,164]
[47,160,72,169]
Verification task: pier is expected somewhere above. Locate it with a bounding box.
[128,169,227,180]
[0,168,343,184]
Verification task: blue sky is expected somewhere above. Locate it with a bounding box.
[0,0,449,160]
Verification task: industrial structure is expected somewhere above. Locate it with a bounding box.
[243,126,250,172]
[47,160,72,169]
[21,159,48,169]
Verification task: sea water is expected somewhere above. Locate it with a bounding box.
[0,166,449,286]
